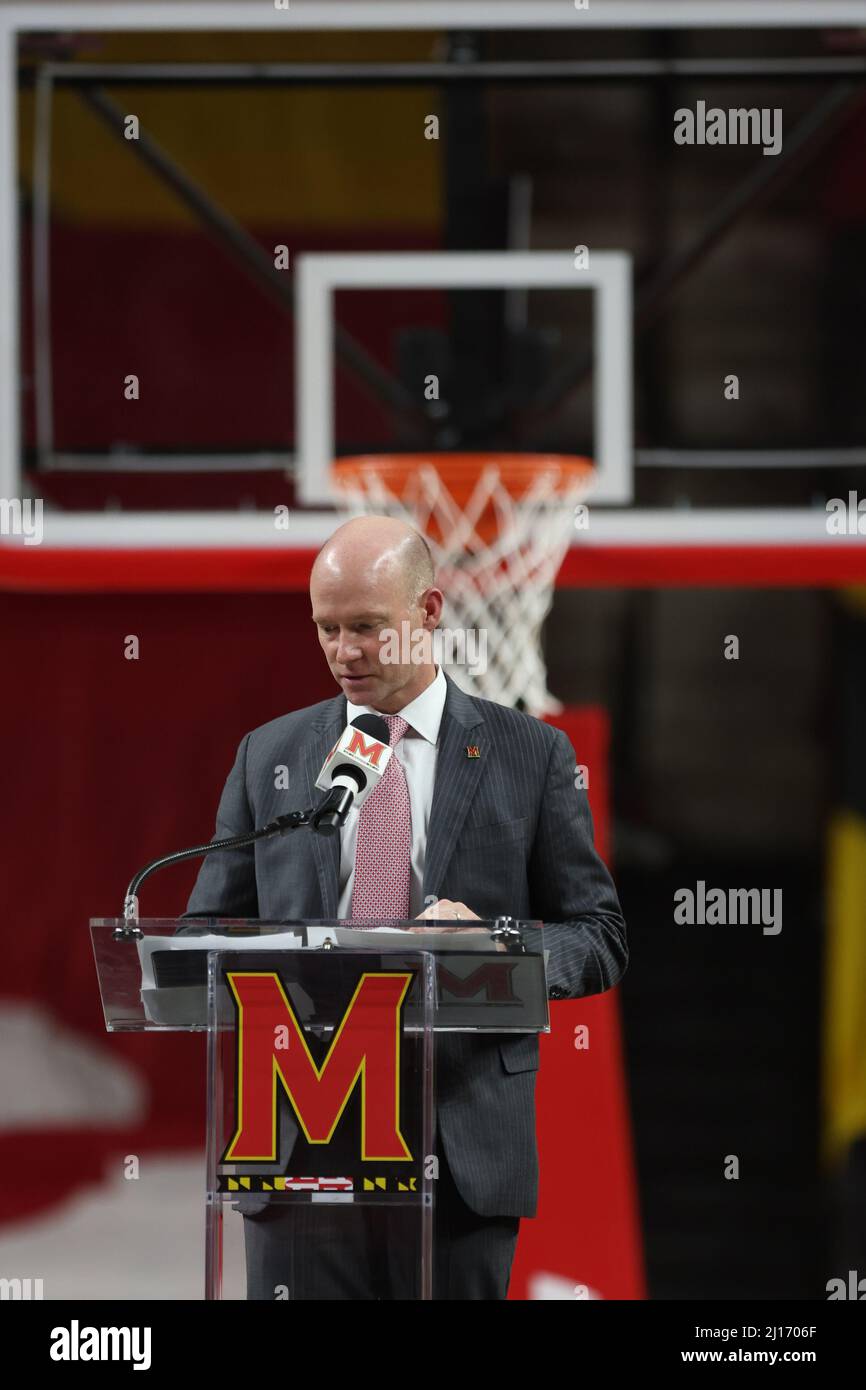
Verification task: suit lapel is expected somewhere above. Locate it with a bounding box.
[304,692,347,919]
[422,675,486,903]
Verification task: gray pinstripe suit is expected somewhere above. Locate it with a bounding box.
[184,671,627,1222]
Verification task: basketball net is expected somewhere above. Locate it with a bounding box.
[331,454,593,717]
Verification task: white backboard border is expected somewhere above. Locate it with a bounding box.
[297,250,632,508]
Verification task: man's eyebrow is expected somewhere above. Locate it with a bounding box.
[311,613,388,623]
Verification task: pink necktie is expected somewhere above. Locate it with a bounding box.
[350,714,412,922]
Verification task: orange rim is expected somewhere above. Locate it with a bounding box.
[331,452,594,547]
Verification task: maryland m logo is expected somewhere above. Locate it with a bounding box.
[345,729,388,766]
[437,960,519,1001]
[222,971,413,1164]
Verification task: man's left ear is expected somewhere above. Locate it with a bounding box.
[426,588,445,621]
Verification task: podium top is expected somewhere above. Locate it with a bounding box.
[91,916,541,937]
[90,918,547,1033]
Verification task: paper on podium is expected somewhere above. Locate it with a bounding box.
[139,925,499,990]
[138,928,305,990]
[332,925,498,952]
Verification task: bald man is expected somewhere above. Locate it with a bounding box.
[184,514,627,1300]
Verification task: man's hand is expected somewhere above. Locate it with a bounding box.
[410,898,486,933]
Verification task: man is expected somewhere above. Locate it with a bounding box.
[185,513,627,1299]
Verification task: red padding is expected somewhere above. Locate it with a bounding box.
[3,543,866,592]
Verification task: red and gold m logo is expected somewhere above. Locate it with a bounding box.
[344,730,388,766]
[222,971,413,1164]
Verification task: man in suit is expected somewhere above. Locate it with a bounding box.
[185,513,627,1299]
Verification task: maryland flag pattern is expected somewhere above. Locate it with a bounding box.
[219,1174,420,1194]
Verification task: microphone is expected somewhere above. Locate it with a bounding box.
[117,717,391,934]
[119,806,313,936]
[312,713,392,836]
[116,715,393,936]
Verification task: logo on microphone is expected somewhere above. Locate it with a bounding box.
[345,730,388,768]
[314,723,393,811]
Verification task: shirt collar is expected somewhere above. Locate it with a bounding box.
[346,664,447,746]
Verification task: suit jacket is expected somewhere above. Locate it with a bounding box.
[183,672,627,1217]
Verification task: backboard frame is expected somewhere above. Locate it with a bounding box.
[297,250,632,507]
[1,0,866,564]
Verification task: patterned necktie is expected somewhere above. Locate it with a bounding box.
[350,714,412,922]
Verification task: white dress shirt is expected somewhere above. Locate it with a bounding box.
[338,664,447,920]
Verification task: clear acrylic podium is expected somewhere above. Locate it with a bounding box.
[91,917,549,1300]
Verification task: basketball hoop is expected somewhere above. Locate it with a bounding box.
[330,452,594,716]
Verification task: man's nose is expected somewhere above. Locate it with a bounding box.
[336,633,363,663]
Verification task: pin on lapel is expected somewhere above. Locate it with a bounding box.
[465,744,481,758]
